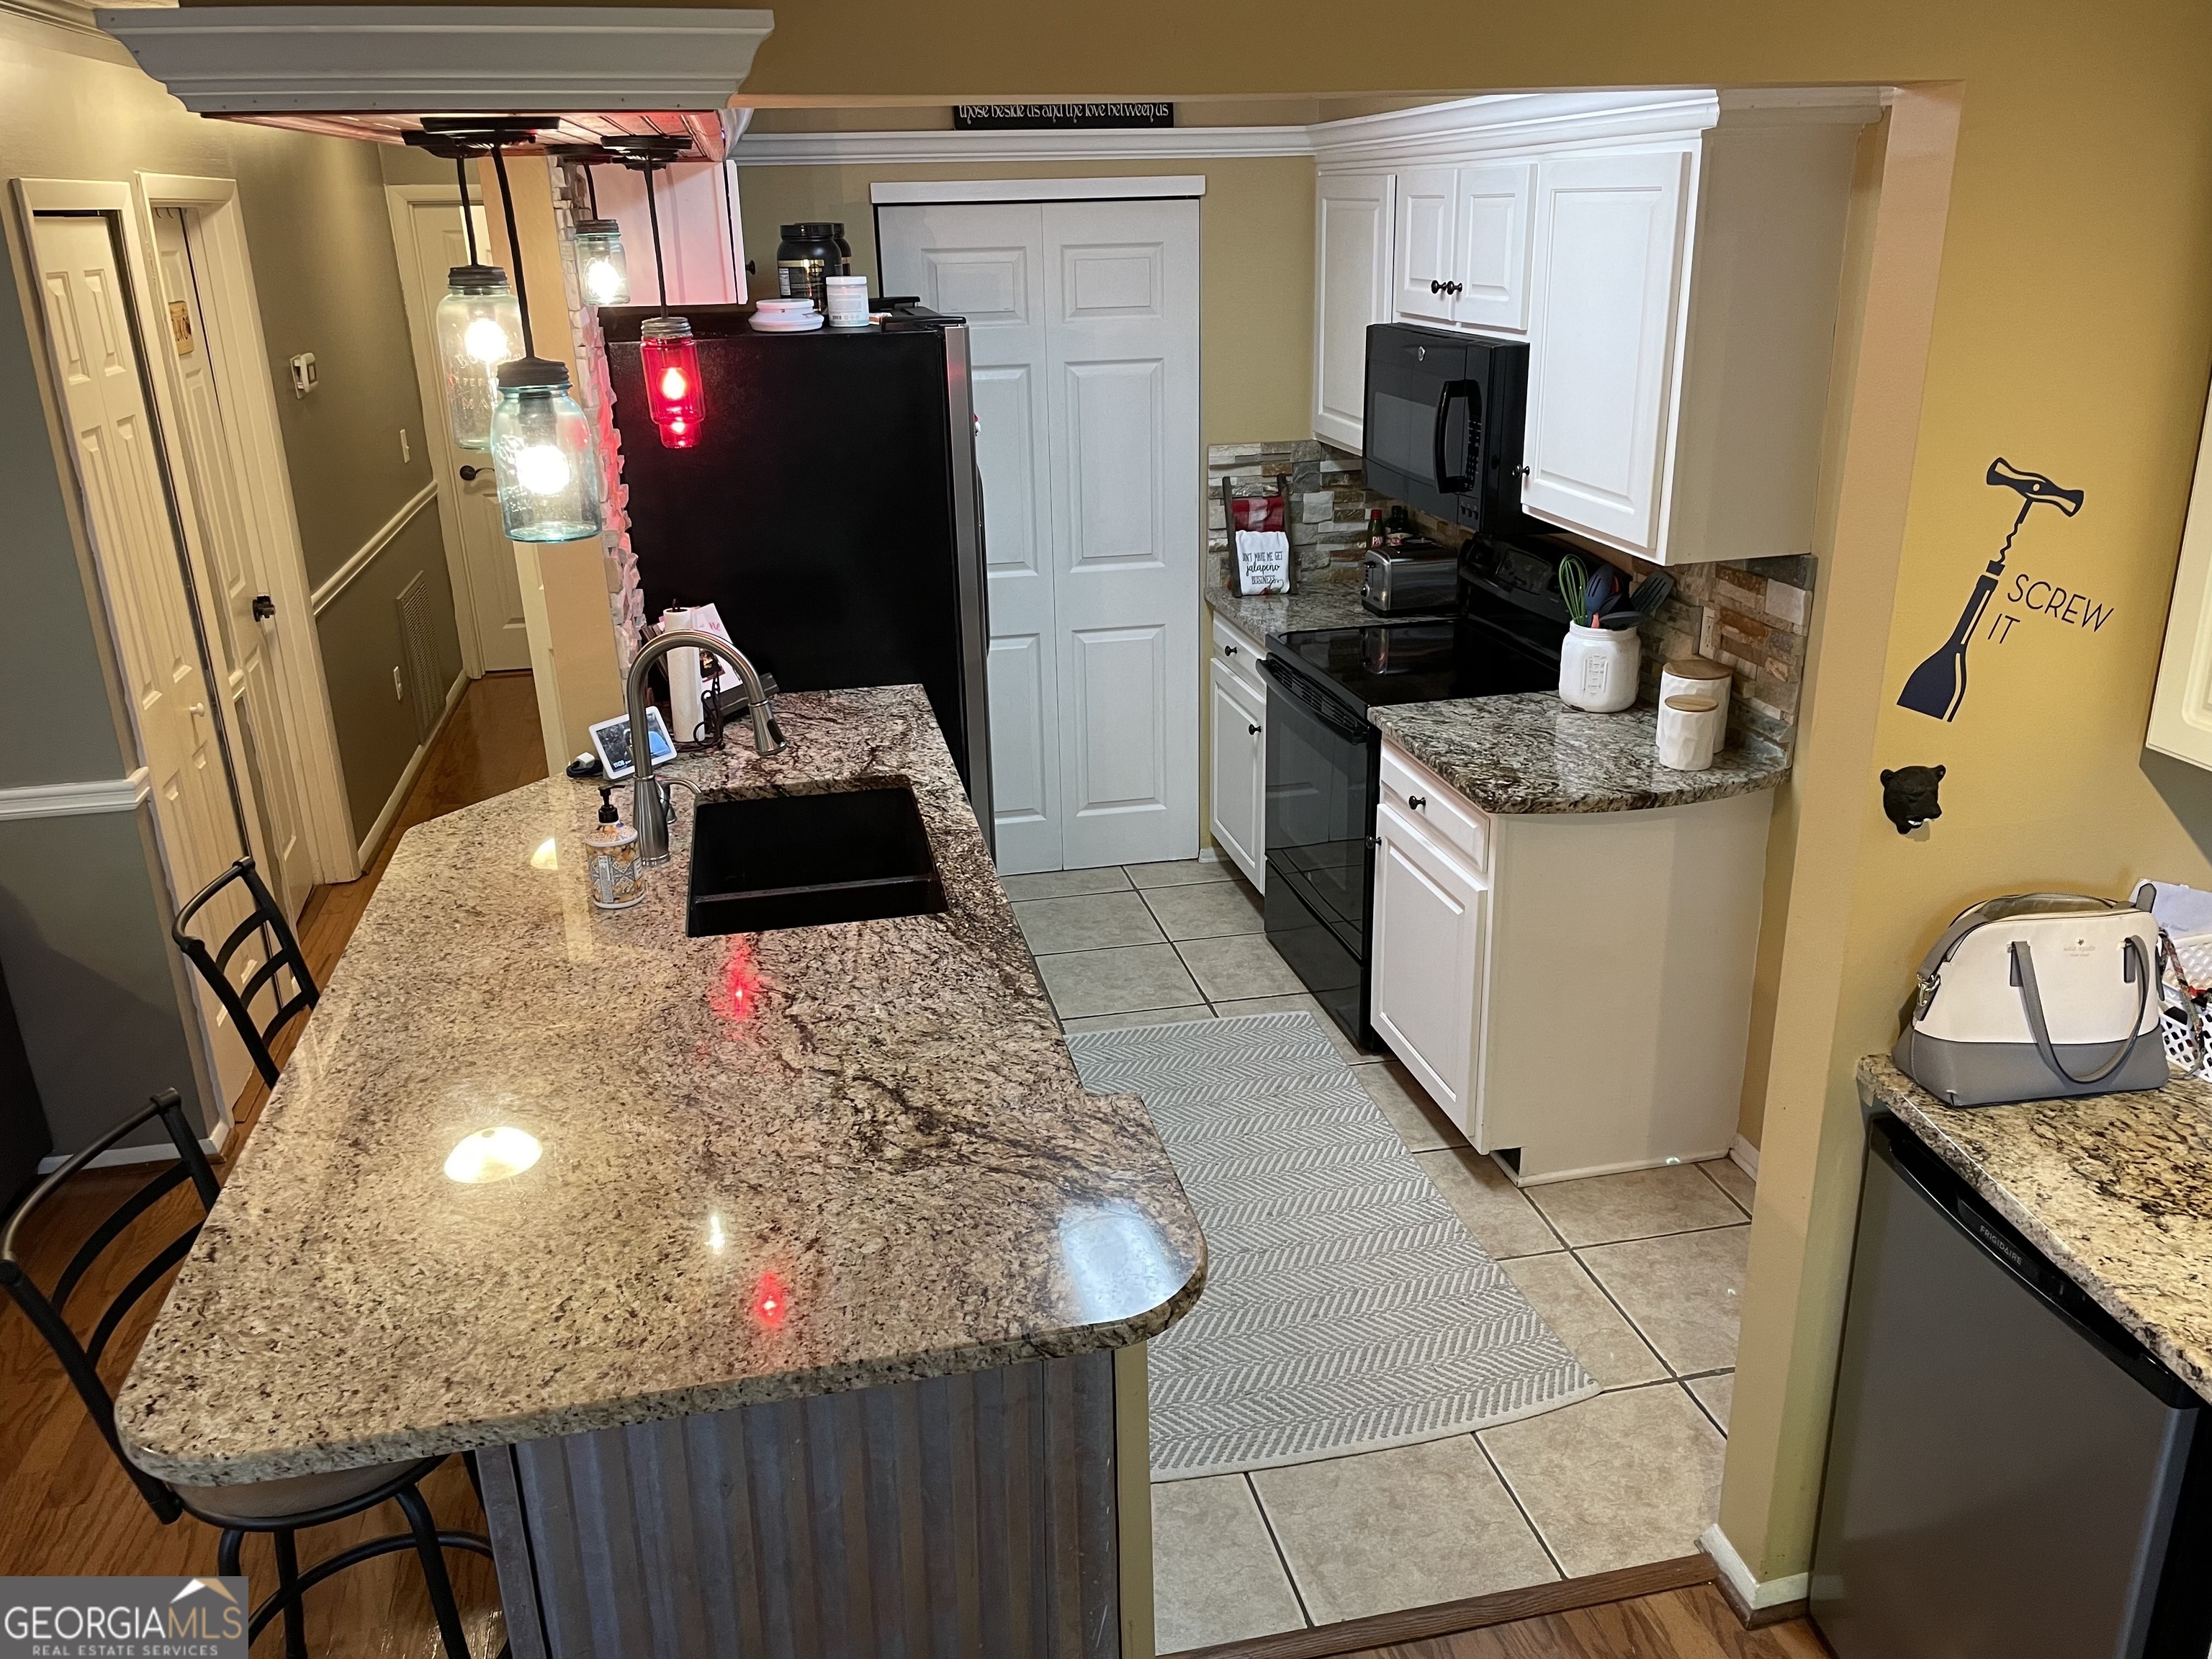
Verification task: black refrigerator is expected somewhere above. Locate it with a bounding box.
[602,302,992,846]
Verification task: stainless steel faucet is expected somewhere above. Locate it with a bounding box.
[624,629,785,866]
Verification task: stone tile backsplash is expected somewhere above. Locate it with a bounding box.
[1206,439,1817,755]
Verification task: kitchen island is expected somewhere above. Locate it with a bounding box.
[115,684,1205,1658]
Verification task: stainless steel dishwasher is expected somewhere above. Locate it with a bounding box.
[1812,1113,2212,1658]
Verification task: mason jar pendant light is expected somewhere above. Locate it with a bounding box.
[571,163,630,307]
[478,143,600,543]
[633,158,706,450]
[431,153,521,450]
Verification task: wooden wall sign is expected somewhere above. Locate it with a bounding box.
[953,103,1174,130]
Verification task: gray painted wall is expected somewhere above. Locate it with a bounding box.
[0,9,465,1153]
[315,507,466,845]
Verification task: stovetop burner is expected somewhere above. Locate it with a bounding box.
[1271,613,1560,713]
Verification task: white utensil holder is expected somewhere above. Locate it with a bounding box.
[1559,624,1640,712]
[1657,693,1725,770]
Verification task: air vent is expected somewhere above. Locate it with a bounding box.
[396,572,441,742]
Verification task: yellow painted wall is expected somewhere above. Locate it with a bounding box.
[734,156,1315,444]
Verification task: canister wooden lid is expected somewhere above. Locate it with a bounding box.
[1663,657,1731,681]
[1664,695,1720,714]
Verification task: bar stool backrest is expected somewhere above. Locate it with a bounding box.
[0,1089,220,1523]
[172,857,318,1087]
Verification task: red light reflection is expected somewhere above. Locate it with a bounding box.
[713,940,761,1025]
[752,1269,791,1331]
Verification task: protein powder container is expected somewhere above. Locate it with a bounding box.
[775,222,849,313]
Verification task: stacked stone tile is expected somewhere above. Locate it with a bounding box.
[1208,440,1377,588]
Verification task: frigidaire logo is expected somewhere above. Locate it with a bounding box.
[0,1575,247,1657]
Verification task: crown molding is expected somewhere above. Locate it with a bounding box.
[93,4,774,113]
[736,124,1310,166]
[870,175,1206,204]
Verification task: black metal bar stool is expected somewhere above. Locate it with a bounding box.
[0,1089,501,1658]
[173,857,318,1087]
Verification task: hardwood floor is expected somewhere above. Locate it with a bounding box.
[1354,1585,1828,1658]
[0,673,543,1656]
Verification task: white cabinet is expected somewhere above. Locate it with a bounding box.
[1369,736,1776,1184]
[1207,615,1268,888]
[1371,799,1485,1130]
[1520,147,1694,557]
[1307,91,1875,565]
[1311,171,1393,451]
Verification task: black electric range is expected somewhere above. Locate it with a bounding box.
[1257,534,1576,1049]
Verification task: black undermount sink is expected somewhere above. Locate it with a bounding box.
[685,785,948,936]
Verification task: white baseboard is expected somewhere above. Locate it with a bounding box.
[1700,1523,1808,1613]
[355,668,469,868]
[39,1118,228,1174]
[1731,1134,1761,1179]
[1196,847,1223,863]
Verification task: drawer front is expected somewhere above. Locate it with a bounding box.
[1211,613,1269,678]
[1380,742,1487,870]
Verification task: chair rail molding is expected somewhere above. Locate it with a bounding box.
[310,480,440,616]
[0,770,150,822]
[92,5,774,114]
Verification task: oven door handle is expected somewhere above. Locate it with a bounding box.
[1261,656,1373,743]
[1433,379,1477,494]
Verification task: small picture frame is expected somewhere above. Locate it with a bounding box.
[588,707,677,781]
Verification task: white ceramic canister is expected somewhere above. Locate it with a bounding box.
[824,275,871,327]
[1657,694,1724,770]
[1660,656,1732,724]
[1558,623,1641,713]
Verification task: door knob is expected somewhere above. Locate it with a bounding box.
[458,464,483,482]
[251,594,275,621]
[1248,722,1262,736]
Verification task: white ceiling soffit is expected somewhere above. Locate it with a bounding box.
[93,5,775,114]
[734,86,1886,168]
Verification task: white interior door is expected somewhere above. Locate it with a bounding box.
[149,207,312,921]
[881,194,1202,873]
[31,211,258,1108]
[388,194,530,673]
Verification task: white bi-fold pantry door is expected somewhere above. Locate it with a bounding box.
[879,194,1200,874]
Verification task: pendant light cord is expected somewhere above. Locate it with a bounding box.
[454,155,480,266]
[489,145,537,359]
[585,163,600,221]
[643,163,670,315]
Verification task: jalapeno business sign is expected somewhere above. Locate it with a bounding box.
[1,1577,246,1657]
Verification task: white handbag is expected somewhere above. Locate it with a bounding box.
[1894,893,2167,1107]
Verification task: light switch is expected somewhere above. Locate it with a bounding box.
[393,665,405,700]
[398,428,410,463]
[289,352,318,397]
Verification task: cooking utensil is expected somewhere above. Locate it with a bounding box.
[1585,565,1622,618]
[1558,555,1591,626]
[1629,570,1675,616]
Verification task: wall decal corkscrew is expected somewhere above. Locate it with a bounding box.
[1897,458,2085,722]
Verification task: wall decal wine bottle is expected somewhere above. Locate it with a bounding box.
[1897,459,2084,721]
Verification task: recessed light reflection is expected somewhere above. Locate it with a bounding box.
[444,1126,542,1184]
[529,837,559,871]
[707,1212,726,1253]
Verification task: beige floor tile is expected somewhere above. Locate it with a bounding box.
[1579,1226,1750,1376]
[1252,1439,1557,1624]
[1062,1006,1216,1034]
[1036,944,1204,1019]
[1416,1148,1560,1259]
[1177,932,1307,1000]
[1013,891,1165,954]
[1687,1371,1735,1434]
[1498,1253,1668,1389]
[1354,1058,1467,1153]
[1480,1387,1725,1578]
[1210,993,1366,1063]
[1000,867,1131,901]
[1141,878,1264,941]
[1525,1164,1749,1246]
[1125,858,1236,889]
[1151,1475,1307,1651]
[1701,1156,1757,1215]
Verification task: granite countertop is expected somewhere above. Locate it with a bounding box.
[1208,577,1421,639]
[1860,1055,2212,1403]
[1372,694,1791,814]
[116,686,1205,1485]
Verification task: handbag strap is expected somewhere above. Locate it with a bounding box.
[2009,935,2152,1086]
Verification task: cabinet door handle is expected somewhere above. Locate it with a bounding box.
[1429,279,1442,295]
[1223,642,1238,655]
[251,594,276,621]
[1408,793,1427,811]
[1449,282,1464,297]
[1248,722,1262,736]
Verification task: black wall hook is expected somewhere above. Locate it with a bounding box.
[1880,765,1946,834]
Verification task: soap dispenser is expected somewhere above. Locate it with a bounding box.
[585,786,643,910]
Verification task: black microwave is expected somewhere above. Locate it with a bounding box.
[1362,323,1530,533]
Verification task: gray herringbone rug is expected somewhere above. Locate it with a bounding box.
[1067,1010,1596,1480]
